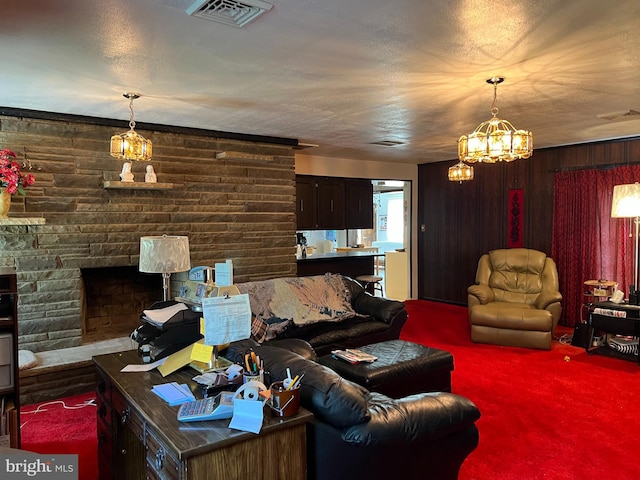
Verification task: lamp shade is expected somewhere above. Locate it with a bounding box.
[611,183,640,218]
[139,235,191,273]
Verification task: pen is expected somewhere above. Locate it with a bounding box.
[287,375,299,390]
[251,351,258,372]
[244,354,251,372]
[292,373,305,389]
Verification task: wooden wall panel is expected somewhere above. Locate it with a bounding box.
[418,137,640,305]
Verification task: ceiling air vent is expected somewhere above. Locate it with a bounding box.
[370,140,405,147]
[186,0,273,28]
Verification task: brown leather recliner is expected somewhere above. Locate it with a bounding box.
[467,248,562,350]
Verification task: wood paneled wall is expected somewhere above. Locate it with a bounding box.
[418,137,640,305]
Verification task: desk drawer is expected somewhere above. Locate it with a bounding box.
[145,429,180,480]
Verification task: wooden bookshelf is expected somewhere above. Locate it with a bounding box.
[0,267,19,448]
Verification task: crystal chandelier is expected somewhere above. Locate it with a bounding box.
[448,161,474,183]
[110,93,152,162]
[457,77,532,164]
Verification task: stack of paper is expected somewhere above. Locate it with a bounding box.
[152,382,196,406]
[142,303,189,327]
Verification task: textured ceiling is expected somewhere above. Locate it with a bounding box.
[1,0,639,164]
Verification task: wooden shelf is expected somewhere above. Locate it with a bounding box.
[0,218,46,226]
[103,181,174,190]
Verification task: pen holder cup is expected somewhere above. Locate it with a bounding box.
[269,381,300,418]
[243,371,264,384]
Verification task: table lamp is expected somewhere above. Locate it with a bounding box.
[139,235,191,301]
[611,183,640,300]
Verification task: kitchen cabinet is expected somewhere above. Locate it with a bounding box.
[296,176,317,229]
[296,175,372,230]
[0,267,19,449]
[316,177,346,229]
[346,179,374,229]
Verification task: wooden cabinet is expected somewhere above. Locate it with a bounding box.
[296,176,317,229]
[94,351,312,480]
[96,367,146,480]
[296,175,372,230]
[316,177,346,229]
[346,179,374,229]
[0,267,19,449]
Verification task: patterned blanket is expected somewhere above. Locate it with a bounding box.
[236,274,358,342]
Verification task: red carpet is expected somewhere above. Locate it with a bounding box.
[401,300,640,480]
[20,391,97,480]
[19,301,640,480]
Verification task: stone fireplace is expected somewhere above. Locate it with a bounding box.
[0,111,298,354]
[81,266,160,343]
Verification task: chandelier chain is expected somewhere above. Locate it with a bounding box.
[129,97,136,130]
[490,80,499,117]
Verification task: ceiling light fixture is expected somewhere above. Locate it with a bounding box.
[457,77,532,164]
[448,161,474,184]
[110,93,152,162]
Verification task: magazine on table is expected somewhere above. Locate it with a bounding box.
[331,348,378,364]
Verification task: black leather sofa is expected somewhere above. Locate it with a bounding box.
[226,341,481,480]
[239,274,408,356]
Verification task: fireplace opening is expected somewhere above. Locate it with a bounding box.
[81,266,162,343]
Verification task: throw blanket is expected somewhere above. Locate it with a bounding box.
[236,274,358,342]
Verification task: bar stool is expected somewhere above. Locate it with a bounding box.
[356,275,384,297]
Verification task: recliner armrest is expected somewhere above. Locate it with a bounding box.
[342,391,481,448]
[467,284,494,305]
[534,290,563,310]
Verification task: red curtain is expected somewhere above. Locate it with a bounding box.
[552,165,640,327]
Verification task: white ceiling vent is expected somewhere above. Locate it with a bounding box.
[186,0,273,28]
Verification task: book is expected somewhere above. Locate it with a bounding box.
[331,349,377,364]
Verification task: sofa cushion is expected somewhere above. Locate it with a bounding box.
[256,346,371,428]
[302,319,390,348]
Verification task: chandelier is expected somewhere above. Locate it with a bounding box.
[448,161,474,183]
[457,77,532,164]
[110,93,152,162]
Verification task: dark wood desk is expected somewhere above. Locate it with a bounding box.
[94,350,312,479]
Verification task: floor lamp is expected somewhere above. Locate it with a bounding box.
[611,183,640,299]
[139,235,191,301]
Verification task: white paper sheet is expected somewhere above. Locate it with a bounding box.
[142,302,189,324]
[202,294,251,345]
[121,357,166,372]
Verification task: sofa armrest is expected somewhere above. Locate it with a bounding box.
[353,294,405,325]
[343,391,481,447]
[534,290,563,310]
[467,284,494,305]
